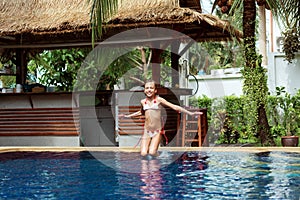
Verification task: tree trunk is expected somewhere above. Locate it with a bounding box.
[258,104,275,145]
[243,0,275,145]
[243,0,256,68]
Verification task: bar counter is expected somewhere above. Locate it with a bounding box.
[0,88,193,147]
[0,92,78,109]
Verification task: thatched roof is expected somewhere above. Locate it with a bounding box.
[0,0,242,48]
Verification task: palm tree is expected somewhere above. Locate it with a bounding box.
[212,0,299,145]
[269,0,300,63]
[213,0,300,63]
[212,0,272,145]
[242,0,275,145]
[88,0,118,44]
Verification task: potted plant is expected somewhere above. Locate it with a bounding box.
[276,87,299,147]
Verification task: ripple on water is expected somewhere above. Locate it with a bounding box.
[0,151,299,199]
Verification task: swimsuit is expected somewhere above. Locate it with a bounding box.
[142,97,166,141]
[143,97,160,111]
[144,129,161,138]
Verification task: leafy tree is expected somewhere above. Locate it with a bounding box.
[28,48,90,91]
[190,41,244,74]
[96,48,148,90]
[28,47,165,92]
[94,47,173,90]
[0,50,17,88]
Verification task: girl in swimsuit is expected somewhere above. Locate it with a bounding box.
[122,80,202,156]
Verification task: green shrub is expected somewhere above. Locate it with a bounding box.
[189,88,300,145]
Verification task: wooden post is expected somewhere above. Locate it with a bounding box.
[171,41,180,87]
[15,49,27,84]
[151,48,162,84]
[197,115,202,147]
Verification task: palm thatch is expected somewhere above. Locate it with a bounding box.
[0,0,90,33]
[0,0,91,46]
[108,5,240,39]
[0,0,242,48]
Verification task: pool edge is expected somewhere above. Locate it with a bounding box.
[0,146,299,153]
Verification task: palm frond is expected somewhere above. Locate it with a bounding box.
[267,0,300,29]
[88,0,118,44]
[228,0,243,17]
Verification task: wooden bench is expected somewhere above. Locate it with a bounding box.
[117,106,208,146]
[0,107,80,136]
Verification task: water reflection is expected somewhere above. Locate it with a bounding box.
[1,151,299,199]
[138,153,209,199]
[139,157,164,199]
[264,152,300,199]
[176,152,209,170]
[249,151,274,199]
[174,152,208,194]
[239,151,300,199]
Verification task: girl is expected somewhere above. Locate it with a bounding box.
[122,80,202,156]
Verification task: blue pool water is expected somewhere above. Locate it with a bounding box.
[0,150,299,199]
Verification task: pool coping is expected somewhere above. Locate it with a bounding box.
[0,146,299,153]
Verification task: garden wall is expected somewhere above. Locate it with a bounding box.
[188,52,300,98]
[268,52,300,95]
[188,73,243,98]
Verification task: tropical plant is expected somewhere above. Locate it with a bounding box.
[99,47,175,90]
[274,87,300,136]
[213,0,300,63]
[212,0,275,145]
[0,60,16,88]
[268,0,300,63]
[89,0,118,45]
[190,92,300,145]
[0,76,15,89]
[28,48,90,91]
[96,47,150,90]
[220,113,240,144]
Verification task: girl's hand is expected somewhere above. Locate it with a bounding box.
[119,114,126,118]
[192,111,203,115]
[191,111,203,119]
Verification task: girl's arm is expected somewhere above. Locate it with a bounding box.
[159,97,202,116]
[123,110,142,118]
[119,102,143,118]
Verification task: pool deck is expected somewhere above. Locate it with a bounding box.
[0,146,299,153]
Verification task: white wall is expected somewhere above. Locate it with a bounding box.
[188,52,300,98]
[188,74,243,98]
[268,52,300,95]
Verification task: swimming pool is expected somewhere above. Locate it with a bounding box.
[0,148,299,199]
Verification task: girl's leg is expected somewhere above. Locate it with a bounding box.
[140,134,151,156]
[148,133,161,156]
